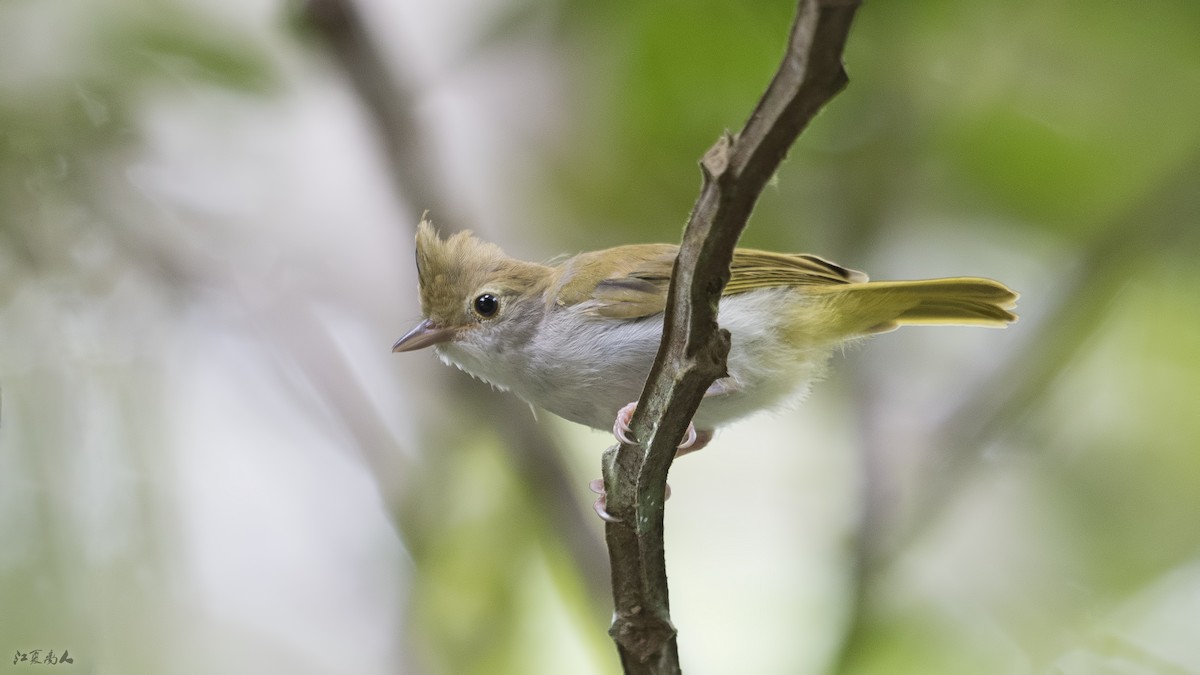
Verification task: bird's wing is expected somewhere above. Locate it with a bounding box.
[726,249,867,292]
[554,244,676,319]
[561,245,867,320]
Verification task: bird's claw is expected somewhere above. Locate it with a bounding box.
[612,401,698,450]
[679,423,698,450]
[612,402,637,445]
[589,478,621,523]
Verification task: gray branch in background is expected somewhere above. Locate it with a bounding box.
[299,0,611,613]
[300,0,454,222]
[599,1,861,671]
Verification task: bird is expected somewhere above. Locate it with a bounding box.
[393,217,1017,517]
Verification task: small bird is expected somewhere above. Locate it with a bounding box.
[394,218,1017,513]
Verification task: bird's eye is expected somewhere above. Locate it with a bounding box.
[473,293,499,318]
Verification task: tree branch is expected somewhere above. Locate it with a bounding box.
[599,1,860,670]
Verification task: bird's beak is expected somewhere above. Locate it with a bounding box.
[392,319,457,352]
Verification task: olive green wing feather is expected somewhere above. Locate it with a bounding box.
[553,244,677,319]
[726,249,867,292]
[558,245,867,320]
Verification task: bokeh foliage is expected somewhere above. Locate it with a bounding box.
[2,0,1199,673]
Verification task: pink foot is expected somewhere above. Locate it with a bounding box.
[612,402,638,445]
[612,402,700,450]
[589,478,621,523]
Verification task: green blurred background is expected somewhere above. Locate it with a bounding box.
[3,0,1199,673]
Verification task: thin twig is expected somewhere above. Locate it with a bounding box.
[599,1,861,670]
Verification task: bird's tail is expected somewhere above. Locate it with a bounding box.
[813,277,1019,336]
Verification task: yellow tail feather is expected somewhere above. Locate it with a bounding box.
[815,277,1019,336]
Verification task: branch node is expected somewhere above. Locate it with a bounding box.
[700,131,734,178]
[610,613,678,662]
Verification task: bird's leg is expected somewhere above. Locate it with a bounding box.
[610,376,736,452]
[594,378,738,521]
[612,402,706,452]
[594,410,712,522]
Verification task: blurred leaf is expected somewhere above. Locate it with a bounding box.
[99,4,277,92]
